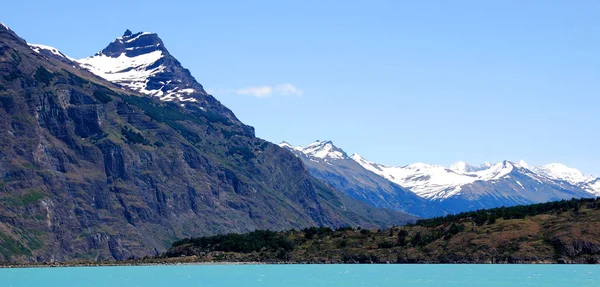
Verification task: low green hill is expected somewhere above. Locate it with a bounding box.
[165,197,600,264]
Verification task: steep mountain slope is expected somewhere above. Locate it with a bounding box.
[352,153,595,212]
[279,141,446,217]
[0,25,413,263]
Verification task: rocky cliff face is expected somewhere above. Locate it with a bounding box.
[0,25,413,263]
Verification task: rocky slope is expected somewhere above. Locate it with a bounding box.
[0,25,413,263]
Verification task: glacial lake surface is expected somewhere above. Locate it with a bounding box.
[1,264,598,287]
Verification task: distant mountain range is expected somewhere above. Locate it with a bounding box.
[280,141,446,218]
[281,140,599,215]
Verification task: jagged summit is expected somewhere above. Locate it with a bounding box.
[279,140,348,161]
[100,30,165,58]
[0,22,9,31]
[75,29,246,124]
[77,30,215,105]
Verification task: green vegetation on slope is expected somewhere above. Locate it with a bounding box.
[169,230,293,256]
[165,197,600,264]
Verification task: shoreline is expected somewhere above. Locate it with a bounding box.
[0,258,581,268]
[0,261,270,269]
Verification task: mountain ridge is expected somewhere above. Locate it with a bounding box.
[279,141,448,217]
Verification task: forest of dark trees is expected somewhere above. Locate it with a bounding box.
[412,197,600,227]
[166,197,600,260]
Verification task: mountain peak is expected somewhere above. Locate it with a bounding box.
[76,29,207,103]
[306,139,333,146]
[351,153,364,160]
[0,22,9,31]
[280,140,347,161]
[279,141,295,150]
[535,163,593,184]
[517,160,530,168]
[308,140,334,147]
[108,31,164,57]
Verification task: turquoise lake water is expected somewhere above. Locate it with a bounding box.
[0,264,598,287]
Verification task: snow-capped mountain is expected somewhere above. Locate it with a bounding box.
[353,156,528,200]
[280,141,446,217]
[284,140,598,214]
[354,154,597,195]
[280,140,347,162]
[77,30,201,102]
[589,179,600,195]
[25,29,252,139]
[532,163,599,194]
[351,153,598,211]
[73,29,241,123]
[534,163,593,183]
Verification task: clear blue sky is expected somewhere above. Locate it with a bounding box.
[2,0,599,175]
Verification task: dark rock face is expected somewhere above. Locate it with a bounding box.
[0,26,413,263]
[101,31,165,58]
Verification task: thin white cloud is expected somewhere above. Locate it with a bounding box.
[210,84,303,98]
[207,84,303,98]
[236,86,274,98]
